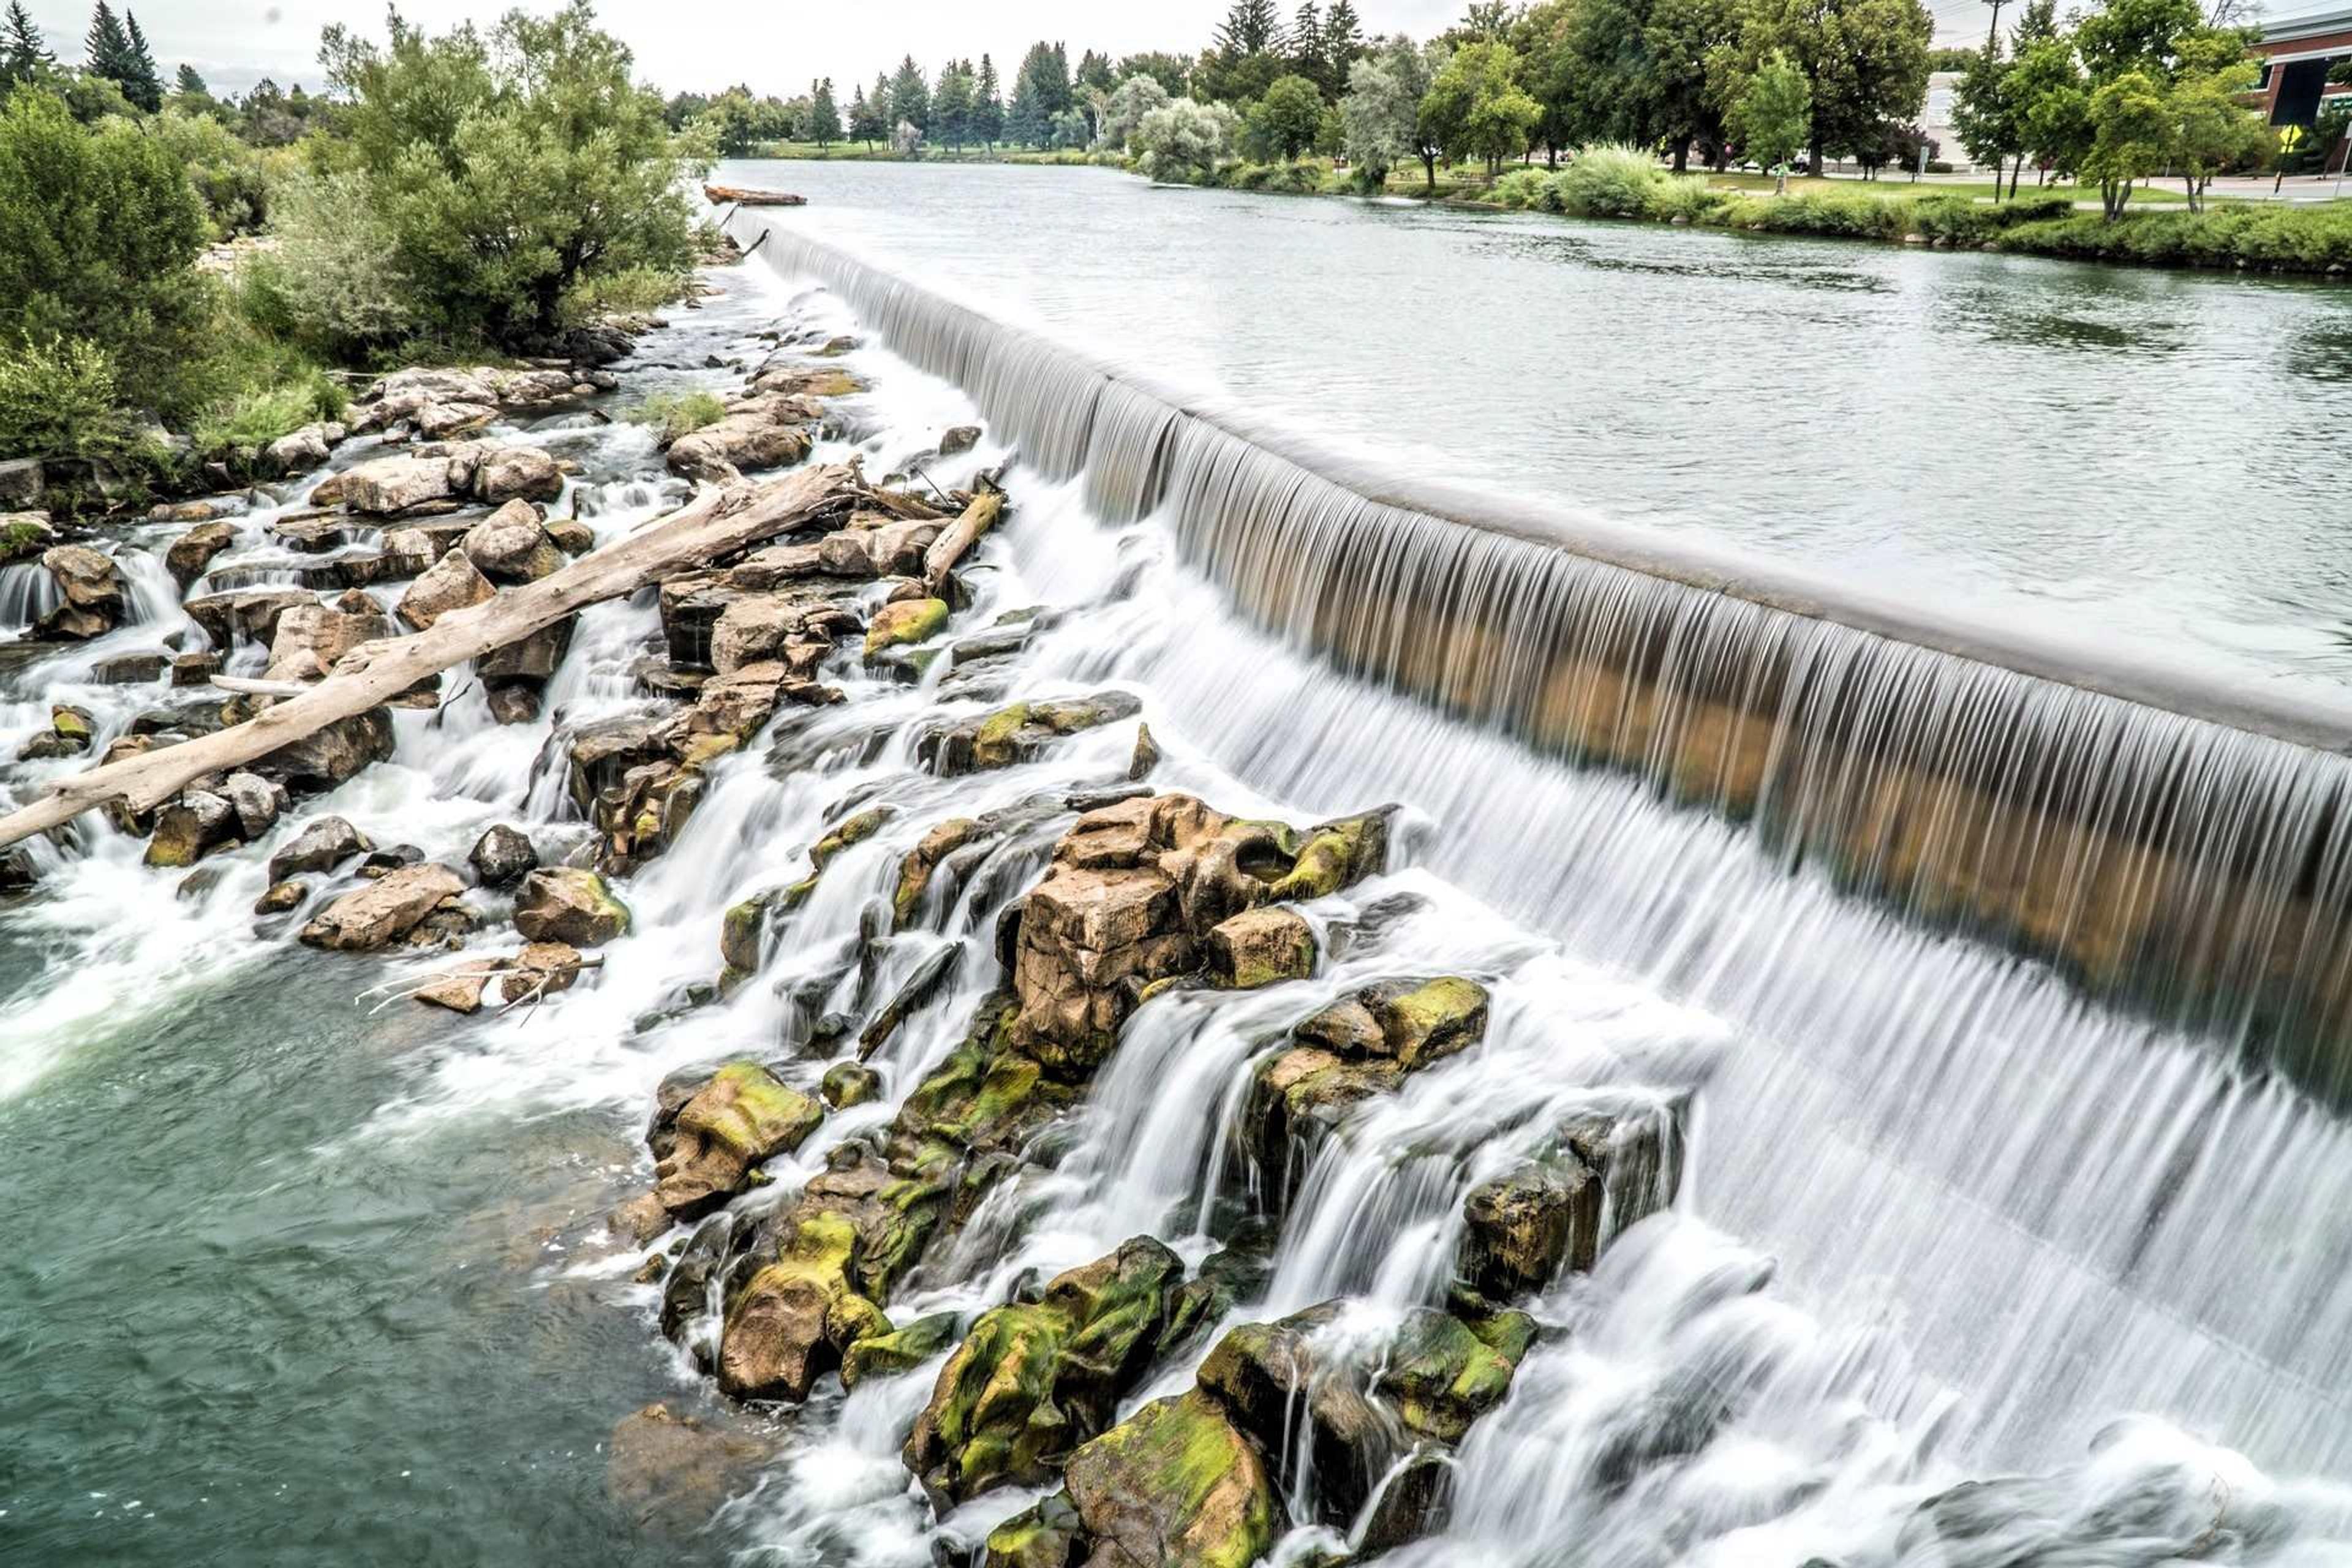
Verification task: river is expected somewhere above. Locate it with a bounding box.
[1,169,2348,1566]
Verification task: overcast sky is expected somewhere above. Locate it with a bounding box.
[23,0,1474,98]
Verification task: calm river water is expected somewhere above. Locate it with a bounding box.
[726,157,2352,706]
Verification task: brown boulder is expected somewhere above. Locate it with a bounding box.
[297,863,466,951]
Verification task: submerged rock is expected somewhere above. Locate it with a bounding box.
[604,1401,771,1531]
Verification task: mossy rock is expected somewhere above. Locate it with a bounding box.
[810,805,891,869]
[840,1309,962,1389]
[862,596,949,657]
[1062,1389,1281,1568]
[719,894,772,975]
[1375,1306,1533,1444]
[1363,975,1490,1069]
[1265,809,1392,902]
[904,1235,1184,1505]
[681,1061,823,1164]
[716,1210,890,1401]
[984,1490,1086,1568]
[820,1060,883,1110]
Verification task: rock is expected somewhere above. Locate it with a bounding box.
[665,395,815,482]
[1376,1306,1535,1444]
[414,400,495,440]
[256,709,396,793]
[611,1193,671,1247]
[1204,906,1315,990]
[717,1211,888,1401]
[546,518,594,555]
[650,1060,823,1219]
[339,450,467,514]
[1128,723,1160,781]
[262,421,345,475]
[0,458,43,511]
[862,596,948,657]
[474,444,564,504]
[0,509,53,567]
[297,862,466,951]
[253,880,307,915]
[468,824,538,887]
[186,587,311,649]
[893,816,984,929]
[34,545,122,639]
[144,790,241,868]
[266,601,394,682]
[1298,976,1490,1071]
[840,1310,962,1389]
[462,499,562,582]
[15,703,92,762]
[395,548,497,631]
[170,652,222,688]
[413,967,496,1014]
[1196,1305,1404,1529]
[1457,1104,1683,1302]
[217,771,287,839]
[513,867,630,947]
[165,521,238,587]
[89,652,165,685]
[1058,1390,1283,1568]
[267,815,372,881]
[820,1061,882,1109]
[919,693,1144,777]
[905,1235,1185,1506]
[604,1402,771,1531]
[939,424,981,456]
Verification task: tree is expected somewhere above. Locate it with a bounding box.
[1340,31,1436,186]
[1098,73,1171,151]
[0,88,209,418]
[81,2,130,93]
[848,85,880,149]
[1006,40,1071,146]
[1246,70,1325,158]
[1951,43,2021,194]
[2080,65,2166,214]
[1131,96,1236,181]
[1290,2,1328,92]
[933,61,975,151]
[1116,51,1193,95]
[2008,34,2089,181]
[1202,0,1289,102]
[1645,0,1739,169]
[1213,0,1286,56]
[1453,1,1518,43]
[1324,1,1366,83]
[1421,38,1542,173]
[118,10,160,110]
[1729,47,1811,188]
[890,54,930,133]
[974,54,1005,146]
[2168,56,2263,208]
[1075,49,1115,97]
[173,62,208,99]
[1,1,53,89]
[1722,0,1931,176]
[318,1,706,345]
[809,77,840,149]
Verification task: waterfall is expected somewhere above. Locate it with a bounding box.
[0,560,61,633]
[733,217,2352,1107]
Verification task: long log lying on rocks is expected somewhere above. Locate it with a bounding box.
[0,464,858,851]
[703,184,805,206]
[922,490,1003,597]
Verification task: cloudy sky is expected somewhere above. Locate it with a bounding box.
[23,0,1474,98]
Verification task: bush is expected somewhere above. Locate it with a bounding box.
[190,369,347,456]
[149,110,271,238]
[633,388,724,444]
[238,171,423,361]
[1133,99,1236,184]
[1223,159,1325,194]
[561,262,689,325]
[1909,194,1996,245]
[1490,167,1558,210]
[0,334,119,458]
[0,89,213,421]
[1643,175,1719,223]
[1556,144,1667,217]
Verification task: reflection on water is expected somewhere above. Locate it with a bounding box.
[728,157,2352,699]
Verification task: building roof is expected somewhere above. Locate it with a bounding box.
[2261,4,2352,43]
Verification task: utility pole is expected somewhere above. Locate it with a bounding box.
[1984,0,2007,52]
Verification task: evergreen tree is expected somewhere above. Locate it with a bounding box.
[848,83,880,148]
[173,62,207,97]
[119,9,162,110]
[870,69,893,142]
[973,53,1004,146]
[933,59,975,150]
[889,53,929,132]
[1,0,53,87]
[1006,40,1072,146]
[809,76,840,147]
[1075,48,1115,96]
[1291,2,1327,92]
[1324,1,1365,80]
[1212,0,1285,56]
[83,1,130,84]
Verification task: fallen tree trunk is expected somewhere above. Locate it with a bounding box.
[702,184,805,206]
[922,491,1003,597]
[0,464,858,852]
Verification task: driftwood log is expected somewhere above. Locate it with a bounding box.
[702,184,806,206]
[922,491,1003,597]
[0,464,858,851]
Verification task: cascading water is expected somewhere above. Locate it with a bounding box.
[2,214,2348,1567]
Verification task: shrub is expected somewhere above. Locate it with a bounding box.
[561,262,689,325]
[0,334,118,458]
[1223,159,1324,194]
[1490,167,1558,210]
[633,388,724,445]
[1556,144,1667,217]
[0,88,213,420]
[149,109,270,238]
[1643,175,1719,223]
[1133,99,1236,184]
[1909,194,1996,245]
[238,171,423,361]
[190,369,347,456]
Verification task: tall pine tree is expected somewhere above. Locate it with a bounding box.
[83,1,131,85]
[1291,2,1327,91]
[174,62,206,97]
[889,54,929,132]
[1323,1,1365,85]
[1212,0,1285,55]
[1,0,53,87]
[973,53,1003,146]
[119,9,162,110]
[809,77,840,147]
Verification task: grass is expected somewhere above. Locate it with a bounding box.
[633,389,726,445]
[1697,170,2188,206]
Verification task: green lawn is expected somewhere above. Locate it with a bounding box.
[1692,170,2189,205]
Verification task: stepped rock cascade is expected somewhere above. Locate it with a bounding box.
[733,219,2352,1104]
